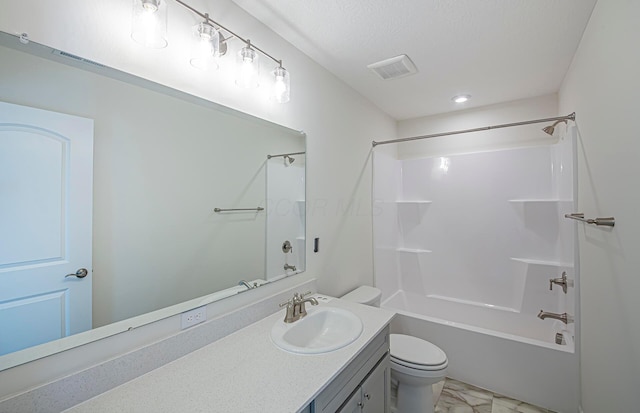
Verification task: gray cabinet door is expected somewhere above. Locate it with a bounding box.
[338,389,363,413]
[360,355,389,413]
[337,354,390,413]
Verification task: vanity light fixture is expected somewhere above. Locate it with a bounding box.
[131,0,292,103]
[452,94,471,103]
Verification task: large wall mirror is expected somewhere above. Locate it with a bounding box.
[0,31,306,369]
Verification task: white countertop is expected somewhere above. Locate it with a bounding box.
[65,297,395,413]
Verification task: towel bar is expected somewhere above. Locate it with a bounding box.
[214,207,264,213]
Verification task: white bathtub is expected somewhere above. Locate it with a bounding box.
[384,290,579,413]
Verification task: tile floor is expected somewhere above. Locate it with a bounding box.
[432,378,556,413]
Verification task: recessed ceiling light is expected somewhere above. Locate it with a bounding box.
[452,94,471,103]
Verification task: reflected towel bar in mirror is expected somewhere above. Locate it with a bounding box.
[564,213,615,227]
[214,207,265,213]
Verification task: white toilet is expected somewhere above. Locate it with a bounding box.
[341,286,447,413]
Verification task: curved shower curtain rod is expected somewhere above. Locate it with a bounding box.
[372,112,576,147]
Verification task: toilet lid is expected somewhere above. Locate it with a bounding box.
[390,334,447,367]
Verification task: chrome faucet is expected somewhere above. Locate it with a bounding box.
[279,291,319,323]
[538,310,573,324]
[238,280,257,290]
[284,263,297,272]
[549,272,570,294]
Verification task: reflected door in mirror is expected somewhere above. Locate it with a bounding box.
[0,102,94,355]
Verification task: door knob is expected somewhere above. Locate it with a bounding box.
[65,268,88,278]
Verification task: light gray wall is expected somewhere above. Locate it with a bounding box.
[559,0,640,411]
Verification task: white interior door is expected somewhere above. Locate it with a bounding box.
[0,101,93,356]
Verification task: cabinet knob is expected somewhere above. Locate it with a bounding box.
[364,393,371,400]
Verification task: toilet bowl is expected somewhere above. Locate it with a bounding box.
[341,286,447,413]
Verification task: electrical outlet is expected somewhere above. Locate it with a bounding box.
[181,305,207,329]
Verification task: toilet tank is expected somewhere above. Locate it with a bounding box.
[341,286,382,307]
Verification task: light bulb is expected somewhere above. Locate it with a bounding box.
[190,21,220,70]
[236,45,259,89]
[131,0,167,48]
[271,66,290,103]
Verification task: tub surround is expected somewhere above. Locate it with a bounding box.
[372,132,578,412]
[61,297,393,412]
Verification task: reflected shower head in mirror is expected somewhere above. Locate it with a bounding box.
[284,155,295,166]
[542,120,567,136]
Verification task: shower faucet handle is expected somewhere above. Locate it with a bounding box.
[282,240,293,253]
[549,272,569,294]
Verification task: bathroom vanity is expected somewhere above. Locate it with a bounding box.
[64,297,394,413]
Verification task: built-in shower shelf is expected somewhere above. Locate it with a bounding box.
[396,248,432,254]
[508,199,572,203]
[396,200,432,204]
[511,257,574,268]
[373,200,432,204]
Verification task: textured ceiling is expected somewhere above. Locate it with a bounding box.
[231,0,597,120]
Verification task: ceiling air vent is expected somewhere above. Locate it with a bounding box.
[367,54,417,80]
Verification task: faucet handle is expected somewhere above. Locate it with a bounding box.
[279,298,293,308]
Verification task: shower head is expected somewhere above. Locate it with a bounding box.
[542,120,567,136]
[284,155,295,165]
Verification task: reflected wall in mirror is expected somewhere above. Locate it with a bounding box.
[0,31,305,366]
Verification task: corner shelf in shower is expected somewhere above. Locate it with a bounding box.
[373,200,433,204]
[510,257,574,268]
[396,248,432,254]
[507,199,572,203]
[396,200,433,204]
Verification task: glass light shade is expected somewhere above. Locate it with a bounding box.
[190,22,220,70]
[131,0,168,48]
[235,45,259,89]
[271,66,290,103]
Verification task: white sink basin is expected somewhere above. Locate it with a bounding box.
[271,306,363,354]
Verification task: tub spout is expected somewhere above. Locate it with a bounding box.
[537,310,573,324]
[238,280,257,290]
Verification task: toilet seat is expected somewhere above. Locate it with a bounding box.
[391,357,447,379]
[391,355,447,371]
[390,334,448,371]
